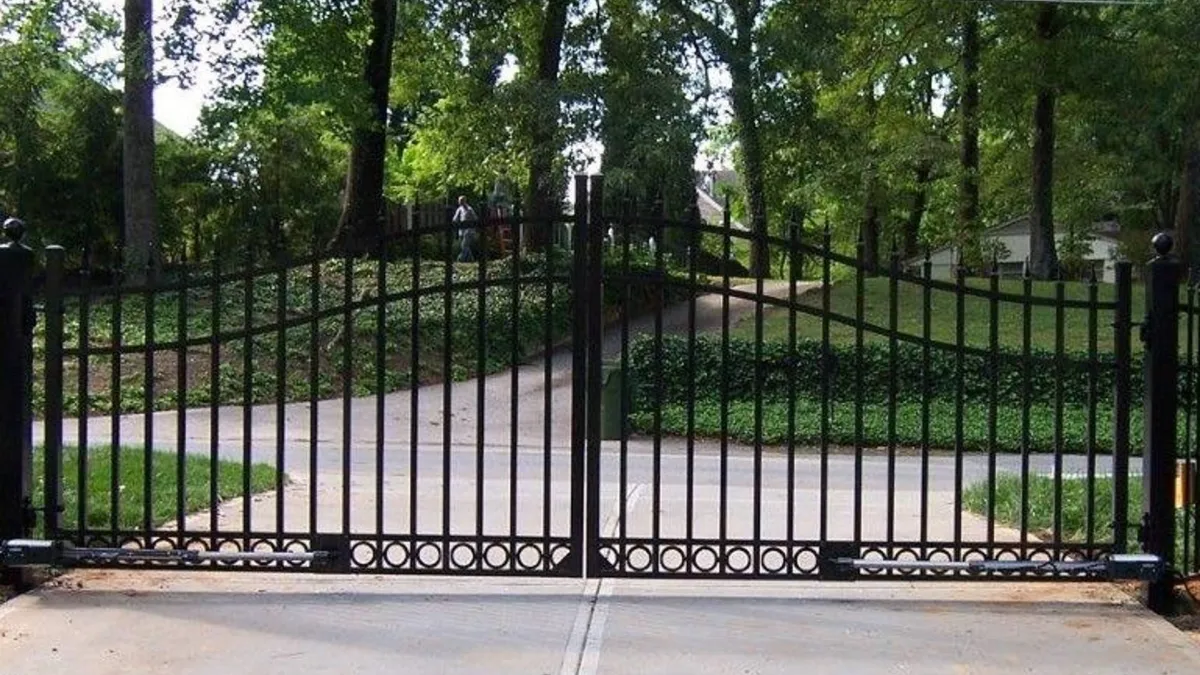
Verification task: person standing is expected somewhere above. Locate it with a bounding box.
[452,195,479,262]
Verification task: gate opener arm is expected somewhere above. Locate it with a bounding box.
[0,538,347,571]
[833,553,1164,581]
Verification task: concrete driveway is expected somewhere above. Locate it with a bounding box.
[1,572,1198,674]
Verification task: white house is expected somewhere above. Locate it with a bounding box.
[908,215,1123,283]
[696,169,748,231]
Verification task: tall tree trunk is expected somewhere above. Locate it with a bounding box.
[330,0,398,254]
[524,0,570,251]
[904,160,932,259]
[1156,129,1179,232]
[861,166,882,273]
[1174,130,1200,275]
[1029,3,1059,280]
[860,87,881,273]
[720,50,768,276]
[122,0,158,280]
[957,10,980,238]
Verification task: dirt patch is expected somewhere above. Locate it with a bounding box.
[0,568,62,607]
[1165,577,1200,639]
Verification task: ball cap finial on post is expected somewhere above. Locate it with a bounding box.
[1151,231,1174,258]
[1,218,26,245]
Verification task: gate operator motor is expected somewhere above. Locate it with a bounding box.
[832,553,1165,581]
[0,537,348,571]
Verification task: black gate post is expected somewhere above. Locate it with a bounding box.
[1142,233,1180,614]
[0,219,36,581]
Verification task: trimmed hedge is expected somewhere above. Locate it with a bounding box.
[628,398,1151,455]
[627,334,1159,409]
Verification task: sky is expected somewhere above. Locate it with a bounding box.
[94,0,222,136]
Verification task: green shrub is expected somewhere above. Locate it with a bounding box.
[628,397,1148,455]
[627,333,1164,409]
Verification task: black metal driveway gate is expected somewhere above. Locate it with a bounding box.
[0,176,1191,608]
[576,176,1173,589]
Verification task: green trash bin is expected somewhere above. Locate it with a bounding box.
[600,362,625,440]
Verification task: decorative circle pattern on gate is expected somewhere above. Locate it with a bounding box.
[596,540,1110,579]
[69,533,576,575]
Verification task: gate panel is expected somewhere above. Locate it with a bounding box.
[36,201,583,575]
[589,174,1135,580]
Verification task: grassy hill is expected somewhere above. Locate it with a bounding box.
[727,277,1178,356]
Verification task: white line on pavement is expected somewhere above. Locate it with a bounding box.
[558,484,645,675]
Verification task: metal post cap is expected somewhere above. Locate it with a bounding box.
[1,218,26,243]
[1151,232,1174,257]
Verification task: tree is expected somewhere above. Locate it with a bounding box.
[958,8,980,241]
[663,0,770,277]
[793,0,953,265]
[1028,2,1060,279]
[122,0,159,279]
[860,88,882,271]
[599,0,701,224]
[523,0,571,250]
[330,0,398,254]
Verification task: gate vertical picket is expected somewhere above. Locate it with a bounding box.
[1112,261,1133,554]
[42,245,66,540]
[584,175,606,576]
[568,175,589,577]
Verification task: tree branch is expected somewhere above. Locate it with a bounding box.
[662,0,735,61]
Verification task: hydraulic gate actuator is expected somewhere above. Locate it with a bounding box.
[832,554,1164,581]
[0,538,347,571]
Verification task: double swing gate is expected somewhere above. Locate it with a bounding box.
[0,177,1191,607]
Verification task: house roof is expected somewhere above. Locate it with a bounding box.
[695,187,747,230]
[694,168,746,230]
[987,214,1120,238]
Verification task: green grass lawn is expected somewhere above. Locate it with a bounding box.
[727,276,1189,356]
[964,473,1195,566]
[31,446,279,535]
